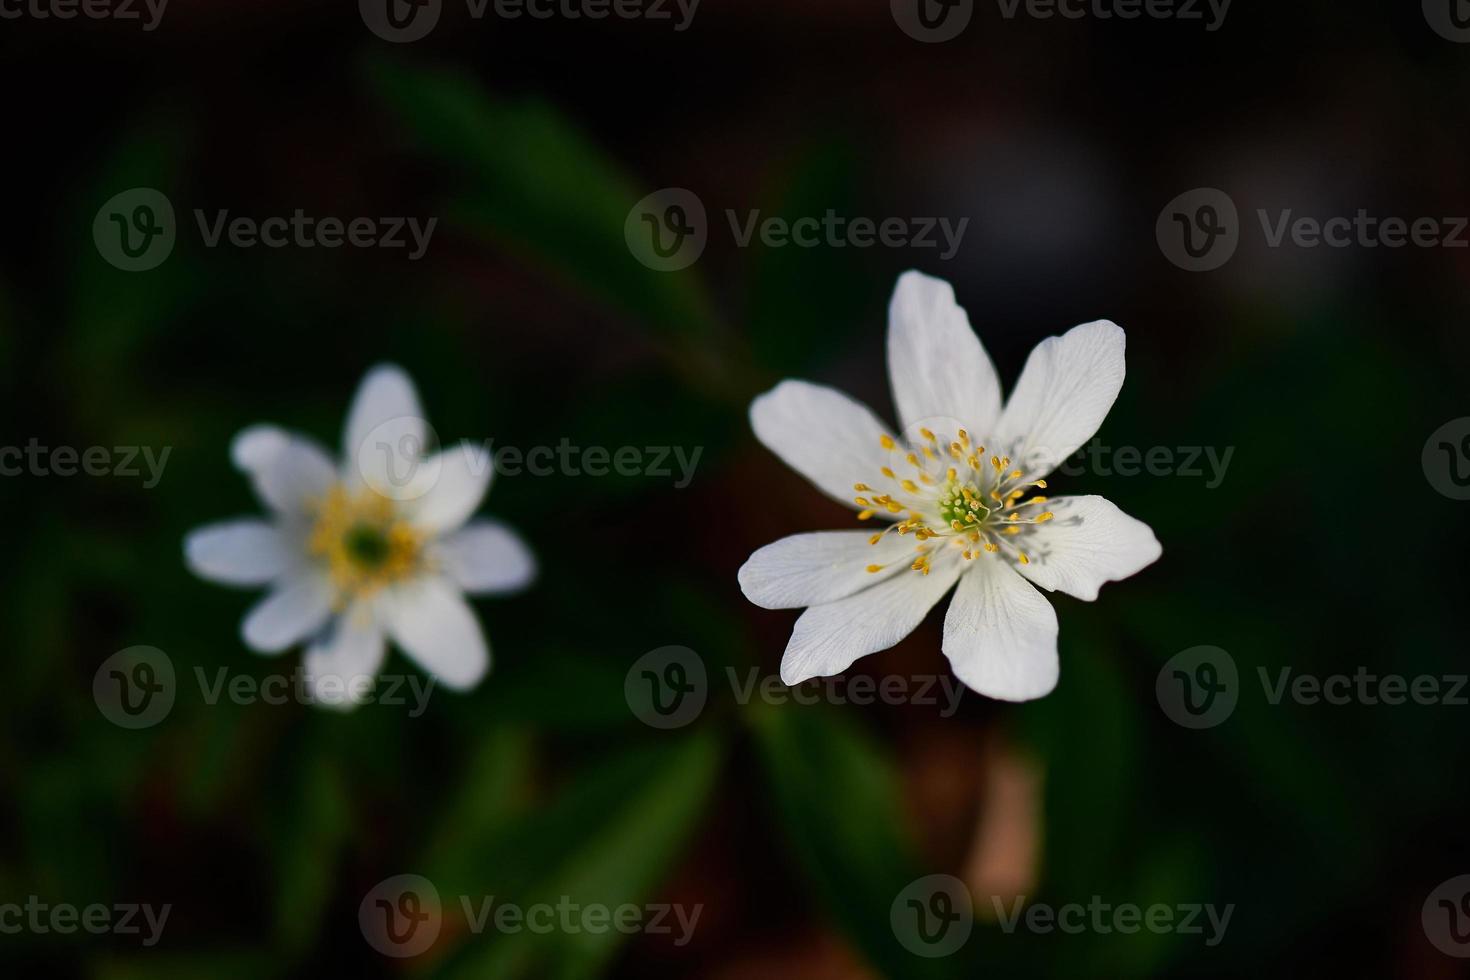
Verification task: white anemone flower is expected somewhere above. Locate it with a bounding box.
[738,271,1161,702]
[184,365,535,706]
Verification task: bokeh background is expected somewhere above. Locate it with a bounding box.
[3,0,1470,976]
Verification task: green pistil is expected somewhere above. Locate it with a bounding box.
[343,524,391,569]
[938,479,989,528]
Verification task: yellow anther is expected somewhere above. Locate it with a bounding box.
[1004,526,1021,535]
[1019,553,1030,565]
[991,455,1002,471]
[857,509,875,520]
[854,483,872,492]
[1036,512,1054,522]
[854,496,870,506]
[959,429,970,446]
[869,532,884,545]
[947,467,957,481]
[865,564,883,573]
[906,452,920,467]
[880,434,896,450]
[920,427,936,442]
[881,467,896,479]
[1008,470,1022,480]
[1034,479,1047,488]
[985,542,998,552]
[967,455,980,469]
[950,441,963,455]
[900,479,920,493]
[951,520,964,531]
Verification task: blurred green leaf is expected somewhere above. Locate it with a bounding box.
[749,702,959,980]
[365,56,716,341]
[430,729,723,980]
[267,728,352,956]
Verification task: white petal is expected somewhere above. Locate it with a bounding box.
[887,270,1003,437]
[241,572,334,654]
[303,604,387,709]
[996,320,1126,477]
[230,425,337,516]
[1014,495,1161,601]
[943,557,1058,702]
[382,576,490,691]
[438,520,537,595]
[407,441,494,536]
[184,519,296,587]
[750,380,896,510]
[779,557,962,685]
[738,530,917,610]
[343,364,429,496]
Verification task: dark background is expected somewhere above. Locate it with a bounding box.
[2,0,1469,976]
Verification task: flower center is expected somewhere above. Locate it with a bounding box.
[854,427,1053,576]
[308,485,425,600]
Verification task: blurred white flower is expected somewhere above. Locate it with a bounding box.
[184,365,535,707]
[738,271,1160,701]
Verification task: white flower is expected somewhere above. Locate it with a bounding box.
[184,365,535,707]
[738,271,1161,702]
